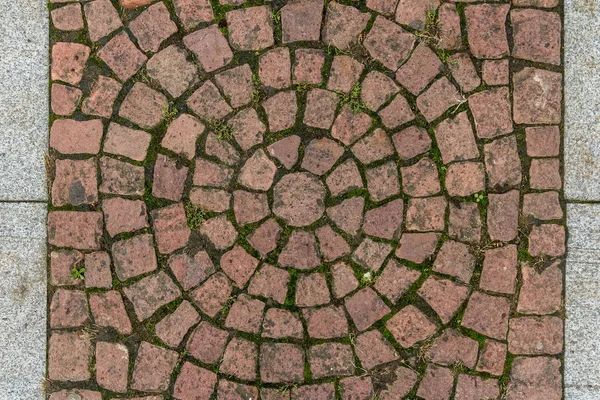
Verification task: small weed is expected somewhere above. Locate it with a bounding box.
[251,74,264,104]
[44,152,56,195]
[296,82,310,95]
[162,102,178,124]
[40,376,62,396]
[451,361,468,375]
[252,74,261,87]
[251,89,262,104]
[82,325,99,341]
[209,119,235,141]
[359,271,374,287]
[327,45,350,57]
[472,239,500,255]
[430,148,443,164]
[417,337,436,362]
[417,10,442,47]
[266,131,287,143]
[278,383,298,394]
[184,201,209,230]
[473,192,487,206]
[338,82,368,114]
[272,10,281,24]
[70,265,85,280]
[219,295,237,317]
[437,49,456,65]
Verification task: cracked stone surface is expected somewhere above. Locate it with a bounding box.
[46,0,564,398]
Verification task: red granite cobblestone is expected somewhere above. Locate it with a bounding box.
[51,84,81,115]
[418,276,469,324]
[52,158,98,206]
[428,329,479,369]
[262,308,303,339]
[95,342,128,392]
[50,250,83,287]
[148,46,199,99]
[387,305,437,348]
[448,201,481,243]
[122,271,181,320]
[98,32,147,81]
[48,331,91,382]
[354,329,399,370]
[187,321,229,364]
[84,251,112,289]
[215,65,253,109]
[346,288,390,331]
[50,119,103,155]
[46,1,565,396]
[51,3,83,31]
[89,291,132,335]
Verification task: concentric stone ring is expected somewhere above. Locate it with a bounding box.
[47,0,565,398]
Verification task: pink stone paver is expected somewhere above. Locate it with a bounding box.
[47,2,565,396]
[81,76,121,118]
[51,158,98,206]
[84,0,121,41]
[147,45,199,98]
[97,32,147,81]
[187,321,229,364]
[51,42,90,85]
[51,4,84,32]
[50,119,103,155]
[51,84,81,116]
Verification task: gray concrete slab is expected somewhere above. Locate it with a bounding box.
[0,202,46,400]
[566,387,600,400]
[564,0,600,201]
[566,204,600,397]
[0,0,48,201]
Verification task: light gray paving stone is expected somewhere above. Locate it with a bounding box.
[566,386,600,400]
[0,0,48,201]
[564,0,600,201]
[0,203,46,399]
[566,204,600,396]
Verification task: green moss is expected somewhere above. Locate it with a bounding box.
[143,191,168,211]
[208,119,236,141]
[284,269,299,307]
[184,201,209,230]
[337,82,369,114]
[295,82,311,95]
[251,73,265,105]
[303,361,312,382]
[265,130,289,143]
[209,0,235,36]
[217,294,237,319]
[161,102,178,125]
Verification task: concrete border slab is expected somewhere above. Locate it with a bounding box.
[566,204,600,397]
[564,0,600,200]
[0,202,46,400]
[0,0,48,201]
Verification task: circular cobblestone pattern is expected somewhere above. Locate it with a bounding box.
[47,0,565,399]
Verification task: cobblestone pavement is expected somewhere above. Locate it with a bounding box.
[46,0,565,398]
